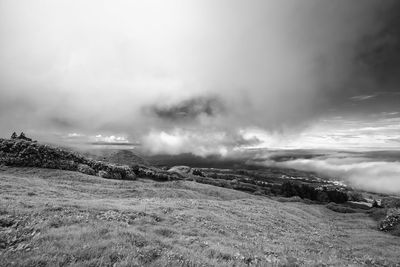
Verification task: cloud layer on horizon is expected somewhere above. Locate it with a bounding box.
[265,155,400,195]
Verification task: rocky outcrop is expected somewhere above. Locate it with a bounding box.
[167,166,192,178]
[0,138,136,180]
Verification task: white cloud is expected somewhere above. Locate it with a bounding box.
[141,129,230,156]
[92,134,128,143]
[67,132,83,137]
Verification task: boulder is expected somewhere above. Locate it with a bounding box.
[168,166,192,178]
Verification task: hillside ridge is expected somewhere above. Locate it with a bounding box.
[0,138,137,180]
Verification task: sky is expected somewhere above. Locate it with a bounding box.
[1,0,400,155]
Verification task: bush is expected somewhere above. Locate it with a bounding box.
[379,208,400,235]
[192,169,205,177]
[77,164,96,175]
[97,170,110,178]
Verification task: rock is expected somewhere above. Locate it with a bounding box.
[168,166,192,178]
[168,166,191,173]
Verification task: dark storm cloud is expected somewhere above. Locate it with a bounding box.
[355,2,400,88]
[327,1,400,116]
[148,96,225,121]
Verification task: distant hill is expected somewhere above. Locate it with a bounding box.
[0,138,182,182]
[85,149,149,166]
[145,153,247,169]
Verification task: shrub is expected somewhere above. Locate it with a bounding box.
[77,164,96,175]
[192,169,205,177]
[379,208,400,235]
[97,170,110,178]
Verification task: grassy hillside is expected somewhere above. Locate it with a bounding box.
[1,166,399,266]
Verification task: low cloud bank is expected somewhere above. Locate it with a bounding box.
[141,128,263,157]
[141,130,230,157]
[264,156,400,194]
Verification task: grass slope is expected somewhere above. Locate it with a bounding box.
[0,166,399,266]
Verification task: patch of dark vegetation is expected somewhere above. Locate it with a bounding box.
[134,166,180,181]
[0,216,15,227]
[207,248,234,261]
[119,231,148,247]
[194,176,258,193]
[281,182,348,203]
[381,197,400,208]
[192,168,205,177]
[347,191,367,202]
[154,228,176,238]
[137,246,163,264]
[45,215,83,228]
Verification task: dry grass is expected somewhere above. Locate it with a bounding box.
[0,166,400,266]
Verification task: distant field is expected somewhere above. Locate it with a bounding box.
[1,166,399,266]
